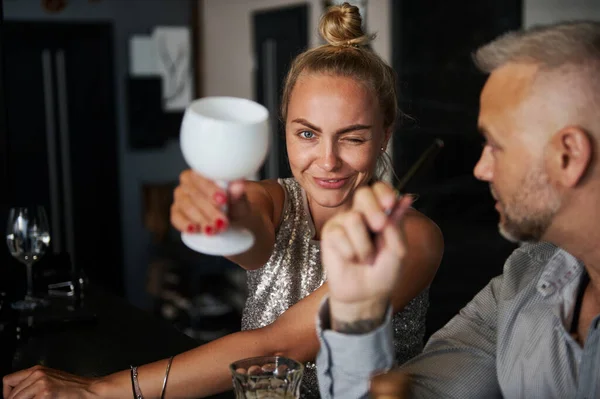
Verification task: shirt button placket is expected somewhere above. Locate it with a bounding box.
[575,319,600,399]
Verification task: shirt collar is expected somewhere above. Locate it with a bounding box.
[537,247,585,297]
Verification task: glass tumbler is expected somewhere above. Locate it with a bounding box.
[229,355,303,399]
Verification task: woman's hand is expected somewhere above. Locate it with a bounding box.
[321,182,413,329]
[170,169,252,235]
[3,365,102,399]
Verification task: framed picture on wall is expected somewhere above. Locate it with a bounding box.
[126,0,203,149]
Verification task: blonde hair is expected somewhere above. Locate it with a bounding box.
[280,2,399,131]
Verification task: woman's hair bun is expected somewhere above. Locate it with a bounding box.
[319,2,375,47]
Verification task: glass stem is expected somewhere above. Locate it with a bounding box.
[217,180,229,215]
[26,262,34,299]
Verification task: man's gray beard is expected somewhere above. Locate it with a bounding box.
[494,170,561,244]
[498,218,538,244]
[498,222,524,244]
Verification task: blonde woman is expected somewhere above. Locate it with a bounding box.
[3,3,443,398]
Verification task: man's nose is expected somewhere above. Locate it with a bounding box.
[474,146,494,182]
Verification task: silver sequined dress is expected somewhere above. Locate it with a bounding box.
[241,178,429,398]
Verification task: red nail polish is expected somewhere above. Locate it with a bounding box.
[187,224,195,233]
[214,192,227,205]
[205,226,214,235]
[195,224,202,233]
[215,218,226,230]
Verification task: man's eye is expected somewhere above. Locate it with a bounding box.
[299,131,315,139]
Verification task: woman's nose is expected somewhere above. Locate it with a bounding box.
[317,143,341,172]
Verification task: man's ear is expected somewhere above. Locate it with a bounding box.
[548,126,593,188]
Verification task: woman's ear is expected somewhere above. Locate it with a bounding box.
[382,126,393,152]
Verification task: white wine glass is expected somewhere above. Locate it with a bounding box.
[180,96,270,256]
[6,206,51,310]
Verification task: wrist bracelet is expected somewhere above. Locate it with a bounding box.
[130,366,136,399]
[161,356,175,399]
[130,365,144,399]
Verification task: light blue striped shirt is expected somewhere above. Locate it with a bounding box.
[317,242,600,398]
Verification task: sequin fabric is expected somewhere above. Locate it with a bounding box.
[241,178,429,398]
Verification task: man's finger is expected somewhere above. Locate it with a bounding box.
[324,223,356,262]
[390,196,413,222]
[371,181,397,212]
[378,196,412,257]
[342,211,375,263]
[353,186,388,233]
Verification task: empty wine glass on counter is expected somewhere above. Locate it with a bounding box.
[6,206,51,310]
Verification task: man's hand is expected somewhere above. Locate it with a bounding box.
[321,182,412,333]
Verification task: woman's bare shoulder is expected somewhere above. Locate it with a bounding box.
[402,208,444,251]
[247,179,286,226]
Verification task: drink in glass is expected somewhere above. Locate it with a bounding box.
[229,355,303,399]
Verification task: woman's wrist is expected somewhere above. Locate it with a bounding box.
[88,373,125,398]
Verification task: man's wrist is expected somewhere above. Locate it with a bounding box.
[329,297,390,334]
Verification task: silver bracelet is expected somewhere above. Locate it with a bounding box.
[130,366,144,399]
[161,356,175,399]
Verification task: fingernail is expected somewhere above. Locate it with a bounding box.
[215,218,226,230]
[195,224,202,233]
[205,226,214,235]
[214,192,227,205]
[187,224,195,233]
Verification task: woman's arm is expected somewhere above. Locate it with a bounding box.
[99,212,442,398]
[390,209,443,312]
[3,192,441,399]
[224,179,285,270]
[170,171,285,270]
[89,284,329,398]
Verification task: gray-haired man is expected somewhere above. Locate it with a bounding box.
[317,21,600,398]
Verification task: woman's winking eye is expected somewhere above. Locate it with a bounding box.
[344,136,366,144]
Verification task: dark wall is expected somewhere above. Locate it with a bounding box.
[391,0,522,337]
[0,0,10,275]
[3,0,191,308]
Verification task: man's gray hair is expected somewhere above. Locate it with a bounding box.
[473,21,600,73]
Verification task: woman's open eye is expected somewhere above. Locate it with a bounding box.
[299,131,315,139]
